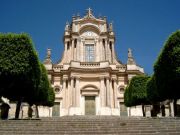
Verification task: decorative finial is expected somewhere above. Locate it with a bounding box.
[47,48,51,59]
[128,48,132,58]
[44,48,52,64]
[127,48,136,65]
[77,13,80,19]
[109,22,113,31]
[65,21,70,31]
[86,7,93,17]
[72,14,76,20]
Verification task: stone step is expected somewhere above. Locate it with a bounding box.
[1,116,180,134]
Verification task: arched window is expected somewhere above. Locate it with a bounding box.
[103,39,105,48]
[67,41,70,50]
[109,41,112,51]
[74,39,77,48]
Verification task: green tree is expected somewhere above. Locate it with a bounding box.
[124,75,150,116]
[124,86,131,107]
[29,64,55,118]
[154,30,180,116]
[0,33,41,119]
[146,75,161,116]
[146,75,160,102]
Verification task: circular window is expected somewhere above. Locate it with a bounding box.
[120,88,124,92]
[54,86,61,93]
[119,86,125,93]
[55,87,60,93]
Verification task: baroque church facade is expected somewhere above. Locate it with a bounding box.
[43,9,144,116]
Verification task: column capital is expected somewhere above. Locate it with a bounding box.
[98,38,103,42]
[100,76,105,80]
[111,77,117,81]
[63,75,68,80]
[75,76,80,80]
[104,76,110,80]
[63,78,68,81]
[70,76,75,79]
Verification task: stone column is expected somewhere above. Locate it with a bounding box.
[68,42,71,63]
[71,39,74,61]
[76,38,80,61]
[104,78,107,106]
[74,40,77,61]
[109,42,112,63]
[62,78,66,108]
[64,42,67,62]
[112,41,115,63]
[112,78,118,108]
[105,39,109,61]
[67,79,71,108]
[72,78,76,107]
[107,41,110,63]
[106,77,111,107]
[70,77,74,107]
[83,41,85,62]
[99,39,102,61]
[110,80,113,108]
[100,77,105,107]
[94,40,96,62]
[75,77,80,107]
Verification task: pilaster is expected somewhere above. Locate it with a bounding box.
[112,78,118,108]
[75,77,80,107]
[76,38,80,61]
[71,39,74,61]
[70,77,74,107]
[100,77,105,107]
[106,77,111,107]
[112,41,115,63]
[62,78,67,108]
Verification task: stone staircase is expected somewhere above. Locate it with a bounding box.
[0,116,180,135]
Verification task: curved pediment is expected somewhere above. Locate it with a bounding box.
[81,84,99,90]
[79,24,100,36]
[81,84,99,96]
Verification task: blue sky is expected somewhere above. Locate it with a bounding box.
[0,0,179,75]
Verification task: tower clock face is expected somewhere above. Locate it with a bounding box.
[81,31,97,37]
[87,31,92,36]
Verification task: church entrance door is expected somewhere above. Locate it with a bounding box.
[85,96,95,115]
[52,102,60,117]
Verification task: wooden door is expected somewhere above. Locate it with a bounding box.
[85,96,95,115]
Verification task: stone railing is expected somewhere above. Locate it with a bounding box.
[116,65,126,72]
[80,62,100,68]
[53,65,63,71]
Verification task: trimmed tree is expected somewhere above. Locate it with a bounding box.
[30,64,55,118]
[146,75,161,116]
[154,30,180,116]
[146,75,160,102]
[124,86,132,107]
[0,33,41,119]
[124,75,150,116]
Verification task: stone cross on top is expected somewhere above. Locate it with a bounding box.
[86,7,93,17]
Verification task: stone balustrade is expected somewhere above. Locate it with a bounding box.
[80,62,100,67]
[116,65,126,72]
[53,65,63,71]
